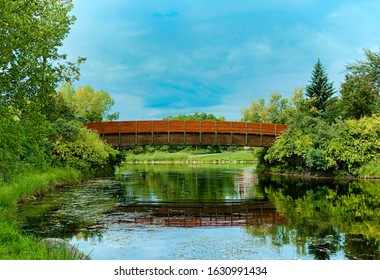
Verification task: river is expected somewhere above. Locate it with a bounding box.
[18,165,380,260]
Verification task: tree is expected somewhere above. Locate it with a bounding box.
[305,59,335,115]
[163,112,225,121]
[241,89,304,124]
[346,49,380,89]
[58,82,119,122]
[340,75,379,119]
[0,0,84,112]
[340,49,380,119]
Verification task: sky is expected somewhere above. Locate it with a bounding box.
[61,0,380,121]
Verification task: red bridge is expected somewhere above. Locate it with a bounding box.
[85,120,287,147]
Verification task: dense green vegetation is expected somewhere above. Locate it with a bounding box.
[0,0,119,259]
[243,50,380,178]
[0,0,119,183]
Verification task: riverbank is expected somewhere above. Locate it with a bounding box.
[258,159,380,180]
[0,167,85,259]
[122,151,257,164]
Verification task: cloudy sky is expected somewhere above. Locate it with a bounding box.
[61,0,380,121]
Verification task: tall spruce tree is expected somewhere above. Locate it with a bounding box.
[305,59,335,114]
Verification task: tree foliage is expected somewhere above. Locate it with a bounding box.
[241,89,304,124]
[163,112,225,121]
[50,119,118,174]
[0,106,51,181]
[263,113,380,175]
[0,0,85,111]
[340,49,380,119]
[0,0,119,181]
[250,49,380,177]
[305,59,335,115]
[58,82,119,122]
[340,75,378,119]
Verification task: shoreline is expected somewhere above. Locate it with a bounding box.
[122,160,257,165]
[0,167,86,260]
[260,169,380,181]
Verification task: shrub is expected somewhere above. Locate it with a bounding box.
[50,120,118,175]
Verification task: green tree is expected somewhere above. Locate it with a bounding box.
[346,49,380,88]
[0,106,51,181]
[0,0,84,181]
[241,89,304,124]
[163,112,225,121]
[0,0,84,112]
[58,83,119,122]
[305,59,335,115]
[0,1,121,181]
[340,49,380,119]
[340,75,378,119]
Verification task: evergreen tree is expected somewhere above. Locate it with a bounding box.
[305,59,335,114]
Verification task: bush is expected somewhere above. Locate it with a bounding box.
[263,114,380,176]
[0,107,51,182]
[50,120,118,175]
[359,157,380,179]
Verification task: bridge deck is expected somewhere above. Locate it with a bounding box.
[85,120,287,147]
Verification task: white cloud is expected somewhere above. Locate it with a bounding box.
[63,0,380,121]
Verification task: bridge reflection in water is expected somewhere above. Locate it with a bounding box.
[111,166,285,227]
[113,201,285,227]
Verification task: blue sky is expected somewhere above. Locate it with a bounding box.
[62,0,380,120]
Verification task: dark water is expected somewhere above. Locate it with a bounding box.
[18,165,380,260]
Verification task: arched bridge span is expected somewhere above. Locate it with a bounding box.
[84,120,287,147]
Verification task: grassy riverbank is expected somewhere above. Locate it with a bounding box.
[0,168,84,259]
[122,150,256,164]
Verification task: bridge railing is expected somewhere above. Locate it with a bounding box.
[85,120,287,136]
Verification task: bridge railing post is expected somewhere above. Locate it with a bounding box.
[275,124,277,137]
[168,121,170,145]
[184,120,186,145]
[135,121,138,145]
[245,122,248,146]
[199,121,202,145]
[151,120,154,145]
[214,121,217,145]
[230,121,233,145]
[118,121,121,148]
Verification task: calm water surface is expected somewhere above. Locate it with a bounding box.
[18,165,380,260]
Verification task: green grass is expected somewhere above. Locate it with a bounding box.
[359,158,380,179]
[0,167,84,259]
[190,151,255,162]
[123,151,256,164]
[124,152,190,162]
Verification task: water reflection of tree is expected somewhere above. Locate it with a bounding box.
[117,165,256,202]
[258,175,380,260]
